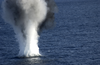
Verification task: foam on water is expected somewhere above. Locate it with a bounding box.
[2,0,57,57]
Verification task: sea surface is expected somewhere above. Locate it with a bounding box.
[0,0,100,65]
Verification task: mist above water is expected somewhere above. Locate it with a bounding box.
[2,0,57,57]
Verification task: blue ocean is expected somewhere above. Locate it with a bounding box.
[0,0,100,65]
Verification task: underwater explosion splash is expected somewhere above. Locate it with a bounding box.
[2,0,57,57]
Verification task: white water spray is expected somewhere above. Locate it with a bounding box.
[2,0,57,57]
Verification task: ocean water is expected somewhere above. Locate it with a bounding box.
[0,0,100,65]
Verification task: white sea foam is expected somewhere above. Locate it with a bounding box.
[2,0,57,57]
